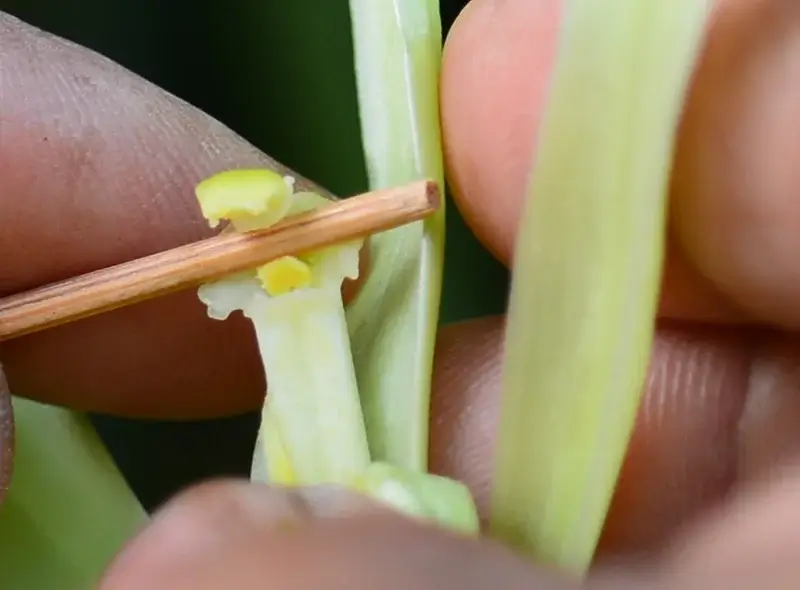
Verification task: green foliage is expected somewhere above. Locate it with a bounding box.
[0,399,146,588]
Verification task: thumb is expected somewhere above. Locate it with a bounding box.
[670,0,800,327]
[442,0,800,326]
[99,480,596,590]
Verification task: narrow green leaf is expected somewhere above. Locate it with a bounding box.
[0,398,147,589]
[490,0,711,573]
[346,0,445,471]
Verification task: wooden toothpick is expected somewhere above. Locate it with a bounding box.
[0,180,440,342]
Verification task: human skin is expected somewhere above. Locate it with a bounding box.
[3,0,800,586]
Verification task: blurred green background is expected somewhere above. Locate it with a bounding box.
[2,0,509,511]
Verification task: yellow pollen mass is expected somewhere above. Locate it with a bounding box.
[257,256,313,296]
[195,169,292,228]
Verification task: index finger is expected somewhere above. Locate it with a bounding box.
[0,13,319,418]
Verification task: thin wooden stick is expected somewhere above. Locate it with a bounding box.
[0,180,440,342]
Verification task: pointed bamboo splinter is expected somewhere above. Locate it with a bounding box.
[0,180,440,342]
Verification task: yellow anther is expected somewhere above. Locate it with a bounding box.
[195,169,292,228]
[257,256,313,296]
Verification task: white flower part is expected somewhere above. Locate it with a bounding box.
[242,285,370,484]
[310,243,361,287]
[197,274,265,320]
[194,181,369,484]
[198,186,362,319]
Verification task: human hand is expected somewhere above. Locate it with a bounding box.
[3,0,800,586]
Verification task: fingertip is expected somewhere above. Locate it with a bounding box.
[441,0,561,263]
[442,0,800,327]
[101,477,573,590]
[671,0,800,328]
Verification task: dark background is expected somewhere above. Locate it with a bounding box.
[2,0,510,511]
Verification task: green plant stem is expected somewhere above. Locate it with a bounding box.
[346,0,445,472]
[248,285,371,485]
[490,0,711,574]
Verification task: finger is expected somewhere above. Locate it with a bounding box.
[99,480,599,590]
[662,461,800,587]
[440,0,739,323]
[441,0,800,326]
[428,317,800,562]
[670,0,800,326]
[0,13,357,418]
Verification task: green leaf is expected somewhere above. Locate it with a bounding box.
[490,0,711,573]
[0,398,146,589]
[346,0,445,471]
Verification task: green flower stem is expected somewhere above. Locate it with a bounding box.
[346,0,445,472]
